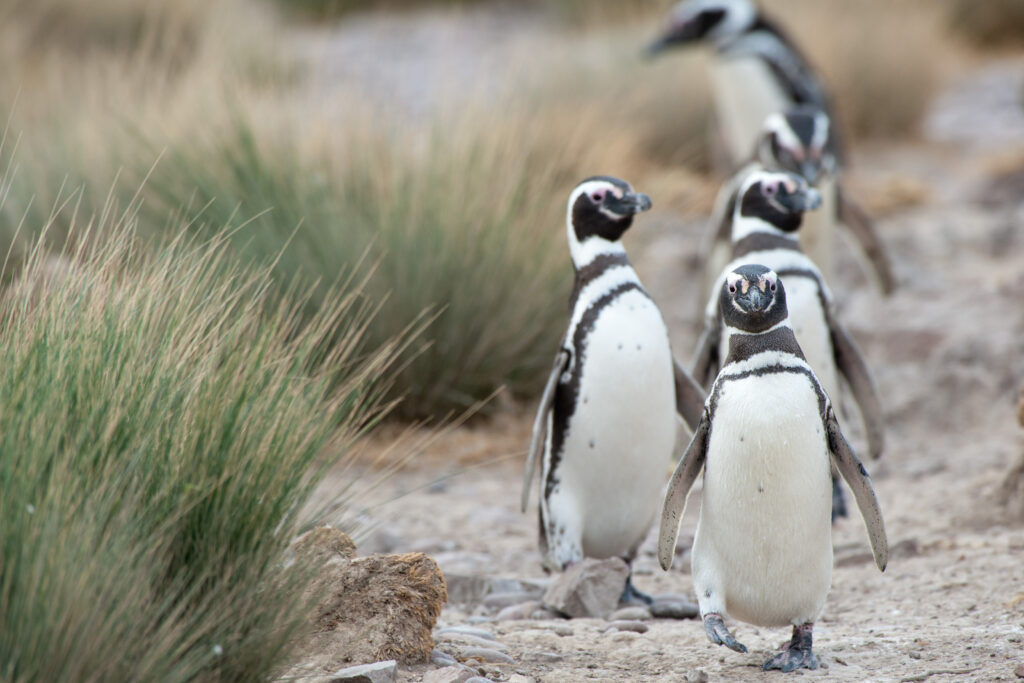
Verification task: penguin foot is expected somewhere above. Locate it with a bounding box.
[762,623,818,672]
[703,613,747,653]
[619,575,654,606]
[831,476,848,523]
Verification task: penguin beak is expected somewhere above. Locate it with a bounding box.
[738,286,769,312]
[776,186,822,214]
[799,161,822,187]
[605,192,653,216]
[645,21,698,57]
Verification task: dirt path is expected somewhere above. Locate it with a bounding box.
[308,11,1024,682]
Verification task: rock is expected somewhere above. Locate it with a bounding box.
[687,669,709,683]
[528,607,564,620]
[329,660,397,683]
[609,606,652,621]
[495,600,541,621]
[1014,662,1024,679]
[604,620,649,634]
[508,675,535,683]
[436,634,509,651]
[433,551,494,576]
[456,647,516,664]
[431,650,458,667]
[444,574,492,605]
[464,678,494,683]
[436,626,496,641]
[423,666,476,683]
[526,651,564,663]
[484,591,538,609]
[298,552,447,669]
[650,595,699,620]
[548,624,573,637]
[541,557,629,619]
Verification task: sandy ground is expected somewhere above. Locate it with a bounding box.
[305,9,1024,682]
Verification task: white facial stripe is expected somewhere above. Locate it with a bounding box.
[566,180,630,266]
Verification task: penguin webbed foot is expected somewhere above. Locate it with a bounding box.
[703,613,748,653]
[762,623,818,672]
[831,475,848,523]
[619,574,654,606]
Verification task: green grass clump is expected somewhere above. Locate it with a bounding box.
[141,115,572,419]
[0,207,394,681]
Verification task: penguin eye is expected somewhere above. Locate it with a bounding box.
[763,183,778,197]
[591,191,605,203]
[728,284,737,293]
[769,282,777,292]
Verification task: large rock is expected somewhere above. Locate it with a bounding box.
[541,558,629,619]
[329,660,397,683]
[296,549,447,671]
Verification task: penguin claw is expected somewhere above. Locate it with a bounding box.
[762,623,818,672]
[703,613,748,653]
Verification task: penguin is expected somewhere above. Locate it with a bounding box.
[659,264,888,671]
[701,106,895,300]
[647,0,840,168]
[520,175,706,604]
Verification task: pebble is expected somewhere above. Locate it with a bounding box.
[549,624,573,637]
[484,591,538,609]
[437,625,497,641]
[650,596,699,620]
[464,678,493,683]
[508,675,535,683]
[457,647,516,664]
[609,606,652,621]
[529,607,563,620]
[604,620,649,634]
[687,669,709,683]
[1014,662,1024,679]
[423,666,476,683]
[466,616,493,625]
[431,650,458,667]
[496,600,541,621]
[329,660,397,683]
[437,634,509,651]
[526,651,565,663]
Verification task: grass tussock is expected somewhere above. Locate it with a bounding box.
[0,204,395,681]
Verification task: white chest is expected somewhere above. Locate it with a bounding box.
[709,58,791,166]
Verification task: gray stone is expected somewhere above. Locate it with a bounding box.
[650,595,699,620]
[423,666,475,683]
[507,675,535,683]
[329,660,397,683]
[444,574,492,605]
[525,651,565,663]
[549,624,573,637]
[443,575,548,607]
[483,591,538,609]
[604,620,649,634]
[541,557,629,619]
[687,670,709,683]
[456,647,516,664]
[495,600,541,621]
[431,649,458,667]
[464,678,494,683]
[609,606,652,621]
[436,625,497,641]
[528,607,564,620]
[436,633,508,651]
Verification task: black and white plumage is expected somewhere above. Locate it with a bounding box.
[648,0,840,167]
[702,107,895,298]
[521,176,705,596]
[693,170,885,468]
[659,264,888,672]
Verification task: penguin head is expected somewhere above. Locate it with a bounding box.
[720,264,788,333]
[735,170,821,236]
[757,106,837,186]
[566,176,651,264]
[647,0,756,54]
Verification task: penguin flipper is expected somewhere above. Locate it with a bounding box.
[674,359,706,434]
[521,349,569,513]
[826,409,888,572]
[827,311,885,460]
[691,320,720,389]
[658,411,710,571]
[836,184,896,295]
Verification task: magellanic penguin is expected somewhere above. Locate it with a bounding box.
[521,176,706,603]
[659,264,888,671]
[701,106,895,300]
[647,0,841,168]
[694,169,885,463]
